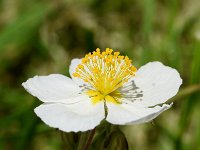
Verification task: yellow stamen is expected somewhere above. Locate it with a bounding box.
[105,95,119,104]
[86,90,101,97]
[73,48,137,104]
[91,95,105,104]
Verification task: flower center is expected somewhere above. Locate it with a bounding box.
[73,48,137,104]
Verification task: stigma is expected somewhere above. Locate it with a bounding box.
[73,48,137,104]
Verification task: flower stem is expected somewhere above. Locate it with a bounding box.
[60,131,75,150]
[77,131,90,150]
[83,128,96,150]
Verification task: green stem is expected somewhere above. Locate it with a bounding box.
[77,131,90,150]
[83,128,96,150]
[60,131,75,150]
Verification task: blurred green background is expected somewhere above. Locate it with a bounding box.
[0,0,200,149]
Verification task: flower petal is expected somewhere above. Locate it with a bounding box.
[69,58,86,86]
[124,62,182,107]
[34,95,105,132]
[22,74,81,103]
[106,102,172,125]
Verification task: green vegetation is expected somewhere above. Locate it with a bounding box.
[0,0,200,149]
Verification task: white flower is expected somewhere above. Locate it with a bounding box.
[22,48,182,132]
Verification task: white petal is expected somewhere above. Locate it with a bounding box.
[106,102,172,125]
[125,62,182,106]
[69,58,86,86]
[22,74,81,103]
[34,95,105,132]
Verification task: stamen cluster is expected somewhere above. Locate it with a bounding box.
[73,48,137,95]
